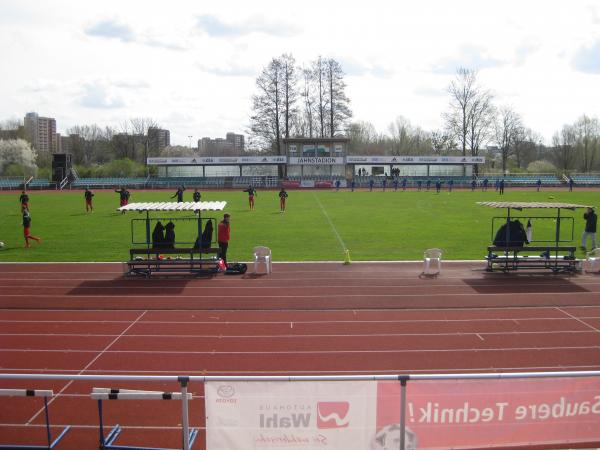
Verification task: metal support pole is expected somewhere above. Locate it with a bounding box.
[399,377,407,450]
[179,377,191,450]
[97,399,106,447]
[44,396,52,446]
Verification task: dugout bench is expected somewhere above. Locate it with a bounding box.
[127,247,221,277]
[486,246,577,273]
[478,201,590,274]
[118,201,227,277]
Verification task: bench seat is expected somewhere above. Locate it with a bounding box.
[486,246,578,273]
[126,247,221,277]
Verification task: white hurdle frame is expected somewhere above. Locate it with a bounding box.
[2,371,600,450]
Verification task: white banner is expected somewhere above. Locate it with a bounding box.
[206,381,377,450]
[147,156,287,165]
[346,156,485,164]
[288,157,345,165]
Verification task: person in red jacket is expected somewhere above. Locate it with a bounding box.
[217,213,231,265]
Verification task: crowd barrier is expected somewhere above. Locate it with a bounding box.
[1,371,600,450]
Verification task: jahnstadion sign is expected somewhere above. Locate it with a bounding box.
[147,156,485,165]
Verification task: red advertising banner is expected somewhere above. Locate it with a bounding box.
[376,377,600,449]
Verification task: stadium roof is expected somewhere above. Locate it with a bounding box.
[118,201,227,212]
[477,201,591,210]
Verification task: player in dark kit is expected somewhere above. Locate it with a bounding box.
[19,190,29,212]
[115,187,130,214]
[171,186,186,203]
[278,188,288,212]
[84,188,94,212]
[243,186,257,210]
[22,209,41,248]
[192,188,201,202]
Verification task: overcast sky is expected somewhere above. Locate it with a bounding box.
[1,0,600,145]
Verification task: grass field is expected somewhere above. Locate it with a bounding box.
[0,188,596,262]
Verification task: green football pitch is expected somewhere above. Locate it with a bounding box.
[0,188,596,262]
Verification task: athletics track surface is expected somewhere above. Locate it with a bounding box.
[1,261,600,449]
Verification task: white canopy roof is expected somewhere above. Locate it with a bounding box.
[477,201,590,210]
[118,201,227,212]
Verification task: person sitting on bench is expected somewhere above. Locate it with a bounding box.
[164,221,176,249]
[493,219,529,247]
[152,221,165,248]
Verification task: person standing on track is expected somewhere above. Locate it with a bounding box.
[218,213,231,265]
[243,185,257,210]
[19,190,29,212]
[84,187,94,212]
[22,209,41,248]
[581,207,597,251]
[279,188,288,212]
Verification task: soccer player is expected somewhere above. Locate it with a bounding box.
[426,179,431,191]
[393,178,399,191]
[536,179,542,192]
[401,178,407,191]
[171,186,185,203]
[417,180,422,191]
[368,178,374,192]
[435,179,441,194]
[115,187,130,214]
[278,188,288,212]
[19,190,29,212]
[84,187,94,212]
[192,188,201,202]
[350,179,356,192]
[448,179,454,192]
[499,179,505,195]
[382,178,387,192]
[482,178,489,191]
[22,209,41,248]
[471,179,476,191]
[335,179,341,191]
[569,177,574,192]
[217,213,231,265]
[243,185,257,210]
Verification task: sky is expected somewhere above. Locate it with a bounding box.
[1,0,600,146]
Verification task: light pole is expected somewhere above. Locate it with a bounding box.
[188,135,193,150]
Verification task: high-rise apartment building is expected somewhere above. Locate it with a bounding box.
[148,127,170,151]
[24,112,57,152]
[198,132,245,155]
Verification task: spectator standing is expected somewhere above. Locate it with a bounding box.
[218,213,231,264]
[582,207,597,251]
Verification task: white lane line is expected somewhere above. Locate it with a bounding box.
[26,310,147,425]
[556,307,600,332]
[4,292,600,298]
[312,191,347,252]
[3,364,600,375]
[0,316,592,325]
[6,345,600,356]
[1,330,598,338]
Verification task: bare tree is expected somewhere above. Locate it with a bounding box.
[551,125,577,172]
[443,68,494,174]
[280,54,298,140]
[312,56,329,138]
[573,115,599,172]
[346,121,380,155]
[431,130,458,155]
[250,57,283,155]
[325,58,352,137]
[494,106,523,173]
[300,67,316,138]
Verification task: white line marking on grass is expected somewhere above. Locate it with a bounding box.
[312,192,347,252]
[26,310,148,425]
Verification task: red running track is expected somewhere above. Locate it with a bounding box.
[1,261,600,449]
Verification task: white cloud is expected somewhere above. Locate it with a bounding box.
[1,0,599,145]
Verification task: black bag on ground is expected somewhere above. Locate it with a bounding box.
[224,263,248,275]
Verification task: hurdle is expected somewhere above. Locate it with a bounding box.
[0,389,70,450]
[91,385,198,450]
